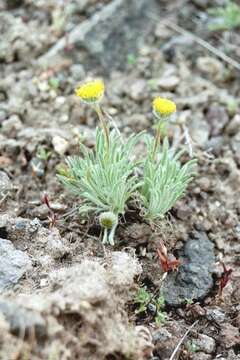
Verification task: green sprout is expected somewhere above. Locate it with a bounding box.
[226,98,238,117]
[127,53,137,66]
[134,288,167,325]
[186,341,199,353]
[48,77,60,90]
[208,1,240,31]
[134,287,151,314]
[36,146,52,161]
[184,297,194,305]
[155,295,167,325]
[148,79,158,91]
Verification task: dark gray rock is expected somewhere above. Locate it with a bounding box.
[161,232,215,306]
[0,299,46,339]
[39,0,158,70]
[0,239,31,291]
[6,0,23,9]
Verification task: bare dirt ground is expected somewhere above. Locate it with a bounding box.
[0,0,240,359]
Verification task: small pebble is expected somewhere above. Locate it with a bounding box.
[226,114,240,136]
[1,114,23,135]
[0,109,7,122]
[197,178,211,192]
[128,79,147,101]
[147,303,156,314]
[70,64,85,80]
[52,135,69,155]
[197,57,224,80]
[206,307,226,324]
[193,334,216,354]
[0,171,12,200]
[157,76,180,91]
[191,352,212,360]
[153,328,172,343]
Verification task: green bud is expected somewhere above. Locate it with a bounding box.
[99,211,118,229]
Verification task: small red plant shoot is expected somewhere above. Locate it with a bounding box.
[157,241,180,273]
[42,194,58,228]
[218,261,233,296]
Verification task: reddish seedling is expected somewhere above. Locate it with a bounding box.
[156,241,181,273]
[42,194,58,227]
[218,261,233,296]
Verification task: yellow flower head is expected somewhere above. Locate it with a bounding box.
[75,79,104,104]
[152,97,176,119]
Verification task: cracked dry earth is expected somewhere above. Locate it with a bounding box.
[0,0,240,359]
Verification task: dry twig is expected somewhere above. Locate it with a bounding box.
[148,14,240,72]
[169,320,199,360]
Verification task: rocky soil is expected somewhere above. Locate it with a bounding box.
[0,0,240,359]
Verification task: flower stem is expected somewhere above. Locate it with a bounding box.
[152,125,161,161]
[94,104,109,150]
[102,228,108,244]
[108,223,117,246]
[152,119,167,161]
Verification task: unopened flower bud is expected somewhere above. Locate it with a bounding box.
[99,211,118,229]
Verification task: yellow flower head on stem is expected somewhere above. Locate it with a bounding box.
[152,97,176,119]
[75,79,105,104]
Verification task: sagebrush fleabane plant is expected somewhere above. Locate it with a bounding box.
[59,80,196,245]
[139,136,196,221]
[58,129,142,245]
[59,80,143,245]
[139,98,196,221]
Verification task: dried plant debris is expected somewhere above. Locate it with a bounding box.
[0,253,150,360]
